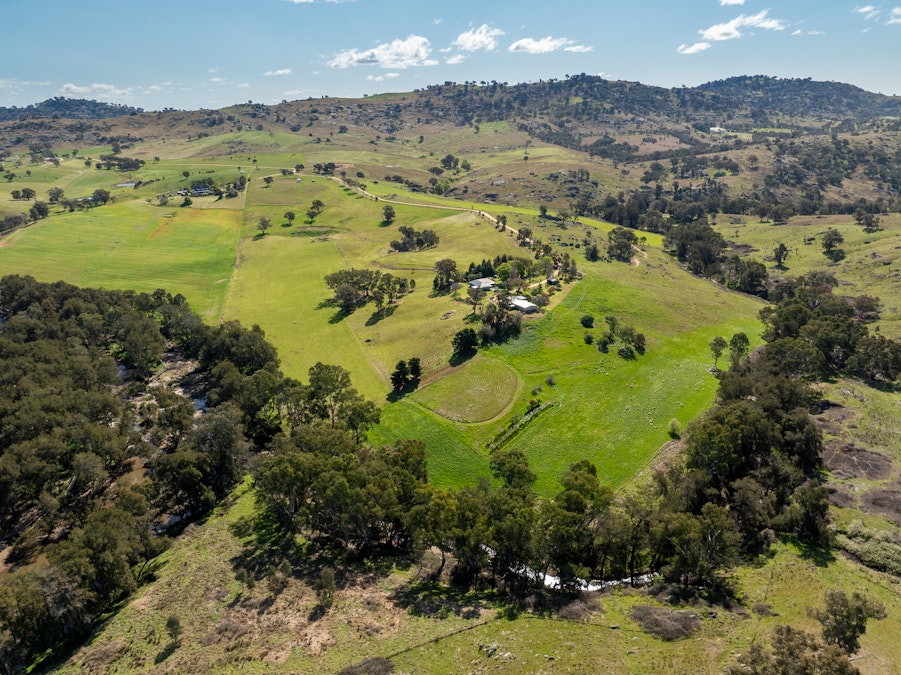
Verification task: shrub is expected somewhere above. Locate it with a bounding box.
[667,418,681,439]
[618,344,635,359]
[584,332,594,345]
[630,605,701,641]
[580,314,595,328]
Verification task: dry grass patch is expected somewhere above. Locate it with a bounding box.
[630,604,702,641]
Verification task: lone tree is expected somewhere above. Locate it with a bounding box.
[382,204,395,225]
[452,328,478,355]
[773,242,789,269]
[729,332,750,369]
[165,615,183,646]
[821,228,844,254]
[284,211,295,226]
[257,216,271,236]
[390,360,410,390]
[808,591,886,655]
[709,336,727,369]
[854,208,881,233]
[263,176,274,187]
[408,357,422,379]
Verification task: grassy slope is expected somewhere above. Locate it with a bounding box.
[719,213,901,338]
[56,484,901,675]
[0,198,241,320]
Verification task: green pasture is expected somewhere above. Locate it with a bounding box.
[413,355,521,423]
[220,176,526,400]
[473,252,765,496]
[0,200,240,319]
[719,212,901,337]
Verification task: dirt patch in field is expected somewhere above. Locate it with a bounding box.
[861,486,901,526]
[822,440,893,480]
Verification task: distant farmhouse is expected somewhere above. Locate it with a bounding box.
[468,278,496,291]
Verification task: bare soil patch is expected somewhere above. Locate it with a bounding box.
[822,440,893,480]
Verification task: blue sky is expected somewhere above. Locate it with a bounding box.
[3,0,900,110]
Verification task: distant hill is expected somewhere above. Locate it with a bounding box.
[697,75,901,121]
[0,97,144,122]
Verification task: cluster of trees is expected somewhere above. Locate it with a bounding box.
[96,154,144,171]
[585,315,646,357]
[0,275,381,667]
[324,268,411,314]
[389,225,439,252]
[390,357,421,391]
[664,220,769,297]
[758,271,901,383]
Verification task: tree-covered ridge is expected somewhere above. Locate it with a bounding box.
[0,275,380,669]
[0,97,144,122]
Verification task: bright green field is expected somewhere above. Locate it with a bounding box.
[413,354,521,423]
[0,200,241,320]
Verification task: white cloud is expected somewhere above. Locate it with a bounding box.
[699,10,787,41]
[721,0,745,4]
[854,5,881,20]
[508,36,590,54]
[888,7,901,24]
[565,44,594,53]
[0,78,50,90]
[329,35,437,68]
[210,77,225,84]
[237,83,251,88]
[58,82,132,100]
[678,42,711,54]
[446,54,467,65]
[792,29,802,36]
[366,72,400,82]
[264,68,293,76]
[433,17,444,25]
[453,24,505,52]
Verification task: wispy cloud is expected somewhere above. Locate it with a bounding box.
[720,0,746,4]
[264,68,292,76]
[0,78,51,90]
[452,24,505,52]
[888,7,901,24]
[854,5,881,21]
[329,35,437,68]
[366,72,400,82]
[679,9,786,54]
[700,10,787,41]
[678,42,711,54]
[446,54,467,65]
[508,36,592,54]
[59,82,133,100]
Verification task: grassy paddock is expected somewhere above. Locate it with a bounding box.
[0,200,241,320]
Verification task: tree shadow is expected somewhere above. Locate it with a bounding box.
[389,580,497,620]
[154,642,177,664]
[365,304,396,326]
[781,535,836,567]
[823,249,845,263]
[385,378,420,402]
[449,349,477,367]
